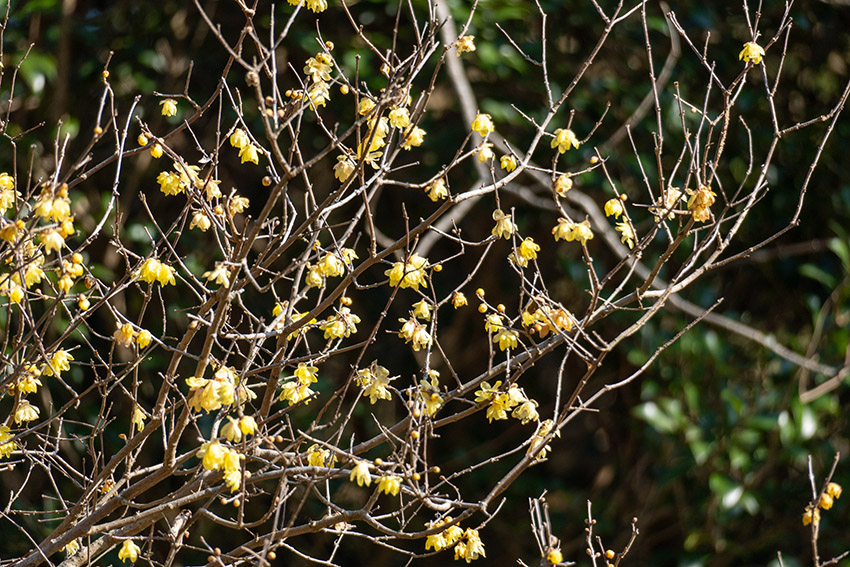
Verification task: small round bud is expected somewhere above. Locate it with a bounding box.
[412,409,421,418]
[267,551,276,560]
[496,303,505,313]
[214,205,224,215]
[118,433,126,440]
[431,466,440,474]
[605,550,615,559]
[214,548,221,556]
[94,126,103,135]
[620,193,628,201]
[137,134,149,146]
[690,107,698,113]
[413,472,421,481]
[340,296,352,306]
[262,176,272,186]
[432,264,442,272]
[275,435,284,443]
[590,156,599,164]
[265,96,274,107]
[340,85,350,95]
[72,253,83,264]
[265,108,274,117]
[220,497,228,505]
[478,303,487,313]
[101,70,109,79]
[150,143,163,158]
[411,430,419,439]
[475,288,485,297]
[325,40,335,50]
[233,500,240,507]
[78,297,90,311]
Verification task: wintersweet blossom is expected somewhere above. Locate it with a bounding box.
[398,317,432,351]
[203,262,231,287]
[554,173,573,196]
[456,35,476,56]
[118,540,141,563]
[687,185,716,222]
[471,112,494,137]
[385,253,429,290]
[355,362,393,404]
[551,128,580,153]
[615,221,636,249]
[350,461,371,486]
[604,198,624,218]
[402,126,426,150]
[389,107,410,129]
[425,178,448,201]
[160,99,178,117]
[739,41,765,65]
[113,323,136,347]
[378,474,402,496]
[452,292,468,309]
[500,154,518,172]
[14,400,39,424]
[491,209,516,239]
[514,237,540,267]
[229,128,250,149]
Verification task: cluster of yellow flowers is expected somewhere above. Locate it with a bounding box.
[522,300,573,339]
[552,218,594,246]
[229,127,262,165]
[187,365,254,413]
[398,316,433,351]
[475,380,539,424]
[687,185,716,223]
[527,419,559,460]
[113,323,153,349]
[410,371,444,417]
[803,482,842,527]
[305,247,357,290]
[385,253,430,290]
[511,237,540,268]
[279,362,319,406]
[491,209,517,239]
[287,0,329,16]
[319,305,361,340]
[348,459,405,496]
[137,257,176,287]
[425,517,486,563]
[196,439,246,492]
[355,361,393,404]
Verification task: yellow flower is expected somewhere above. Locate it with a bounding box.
[159,99,178,117]
[527,419,559,460]
[554,173,573,196]
[398,317,432,351]
[304,53,333,82]
[456,35,476,56]
[493,328,518,351]
[358,98,376,116]
[402,126,426,150]
[461,528,486,562]
[131,406,147,432]
[118,539,141,563]
[136,329,152,349]
[319,252,345,277]
[687,185,716,223]
[14,400,39,424]
[306,0,328,13]
[389,107,410,129]
[356,362,393,404]
[239,415,258,436]
[0,425,18,458]
[512,398,539,424]
[412,299,432,321]
[802,504,820,526]
[156,262,176,286]
[319,306,360,339]
[484,313,503,333]
[197,440,226,470]
[514,237,540,268]
[739,41,765,65]
[452,292,468,309]
[157,171,182,196]
[649,186,683,221]
[138,258,161,284]
[150,143,163,158]
[426,178,449,202]
[604,198,624,218]
[39,229,65,254]
[385,253,429,290]
[61,538,81,556]
[477,143,494,163]
[202,262,231,287]
[471,112,494,137]
[43,349,74,377]
[307,444,336,468]
[189,210,211,231]
[222,416,243,442]
[491,209,516,239]
[378,474,402,496]
[818,492,834,510]
[113,323,136,347]
[350,461,371,486]
[500,154,518,172]
[238,144,260,165]
[827,482,842,499]
[305,263,325,288]
[615,221,635,249]
[546,548,564,565]
[551,128,580,153]
[230,128,250,149]
[334,154,357,183]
